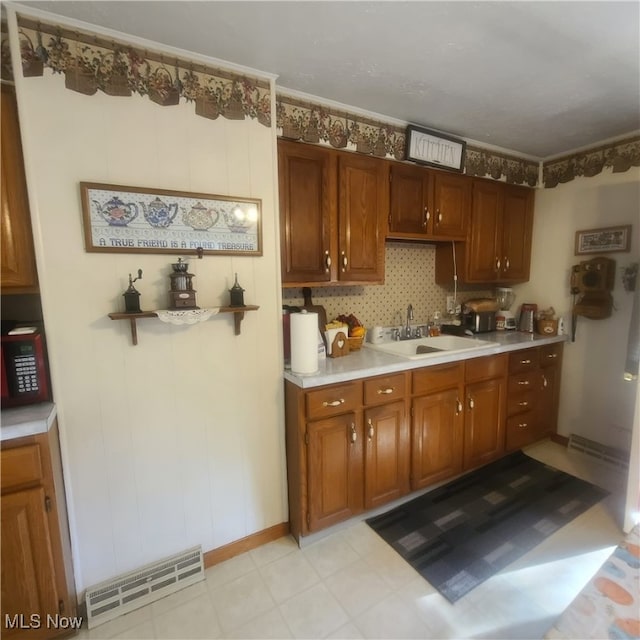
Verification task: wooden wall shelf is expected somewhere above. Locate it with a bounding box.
[108,306,259,345]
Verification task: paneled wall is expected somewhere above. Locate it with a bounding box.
[14,57,285,591]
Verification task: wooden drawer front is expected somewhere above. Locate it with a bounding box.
[364,373,406,406]
[509,349,540,374]
[506,412,537,451]
[508,371,538,394]
[465,353,508,383]
[306,381,362,420]
[1,444,43,491]
[413,362,463,395]
[507,390,535,417]
[540,343,563,368]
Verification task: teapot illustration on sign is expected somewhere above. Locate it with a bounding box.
[94,196,138,226]
[140,197,178,229]
[182,202,219,231]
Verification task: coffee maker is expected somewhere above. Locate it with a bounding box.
[495,287,517,330]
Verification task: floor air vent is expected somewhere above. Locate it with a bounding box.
[85,546,204,629]
[568,434,629,470]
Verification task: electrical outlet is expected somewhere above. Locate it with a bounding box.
[446,296,456,314]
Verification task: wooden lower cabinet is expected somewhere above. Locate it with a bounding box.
[285,344,561,540]
[1,420,77,639]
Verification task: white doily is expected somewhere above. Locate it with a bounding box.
[155,308,219,325]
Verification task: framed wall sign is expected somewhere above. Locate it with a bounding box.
[405,124,466,172]
[575,224,632,255]
[80,182,262,256]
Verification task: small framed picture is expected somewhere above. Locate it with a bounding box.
[405,124,466,172]
[574,225,632,255]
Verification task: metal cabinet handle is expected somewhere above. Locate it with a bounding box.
[350,423,357,443]
[520,359,532,365]
[456,399,463,415]
[518,400,529,407]
[377,387,394,395]
[436,209,442,224]
[341,251,348,272]
[495,257,501,272]
[422,207,430,227]
[324,250,331,272]
[504,257,510,272]
[322,398,345,407]
[517,422,528,429]
[367,418,374,440]
[546,353,558,360]
[517,380,529,386]
[542,375,548,388]
[468,397,475,410]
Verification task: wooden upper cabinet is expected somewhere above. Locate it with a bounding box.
[1,84,38,293]
[500,185,534,283]
[388,163,431,236]
[388,163,469,240]
[337,153,387,283]
[435,178,534,285]
[278,141,335,284]
[278,140,386,286]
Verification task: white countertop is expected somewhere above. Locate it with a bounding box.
[284,331,567,388]
[1,402,57,441]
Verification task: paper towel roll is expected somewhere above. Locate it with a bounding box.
[290,311,319,374]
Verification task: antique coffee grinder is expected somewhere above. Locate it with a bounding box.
[228,273,245,307]
[168,258,198,309]
[123,269,143,313]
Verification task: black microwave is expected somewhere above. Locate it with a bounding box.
[1,332,50,408]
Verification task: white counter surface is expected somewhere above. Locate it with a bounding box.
[284,331,567,388]
[1,402,57,441]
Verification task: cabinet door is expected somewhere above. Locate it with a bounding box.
[464,376,506,469]
[500,185,533,283]
[388,163,431,236]
[278,141,336,284]
[466,180,503,282]
[364,400,409,509]
[1,488,59,639]
[338,153,386,283]
[411,388,464,490]
[1,84,38,292]
[432,171,470,239]
[307,413,363,532]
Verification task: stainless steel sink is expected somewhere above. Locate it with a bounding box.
[363,335,498,359]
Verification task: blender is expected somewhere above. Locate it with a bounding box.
[496,287,517,330]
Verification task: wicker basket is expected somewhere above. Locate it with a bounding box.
[347,336,364,351]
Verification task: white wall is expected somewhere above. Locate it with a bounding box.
[12,26,285,592]
[516,169,640,450]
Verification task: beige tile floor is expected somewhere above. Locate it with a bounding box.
[78,440,629,640]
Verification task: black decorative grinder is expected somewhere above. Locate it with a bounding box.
[123,269,143,313]
[168,258,199,309]
[229,273,245,307]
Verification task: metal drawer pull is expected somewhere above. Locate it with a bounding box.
[542,375,548,388]
[437,210,442,223]
[367,419,374,440]
[520,359,532,364]
[322,398,345,407]
[377,387,395,395]
[350,423,357,443]
[504,257,510,271]
[517,422,528,429]
[547,353,558,359]
[518,401,529,407]
[456,399,463,415]
[468,397,475,410]
[341,251,348,271]
[423,207,430,226]
[517,380,529,386]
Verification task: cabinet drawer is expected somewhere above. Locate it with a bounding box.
[413,362,463,395]
[1,444,43,491]
[306,381,362,420]
[508,371,538,394]
[507,391,535,417]
[364,373,406,406]
[540,343,563,368]
[465,353,508,383]
[509,349,539,374]
[506,412,537,451]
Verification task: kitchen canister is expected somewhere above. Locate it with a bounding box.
[290,310,319,374]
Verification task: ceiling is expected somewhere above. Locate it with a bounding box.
[16,1,640,158]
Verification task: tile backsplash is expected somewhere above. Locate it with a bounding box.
[282,242,493,329]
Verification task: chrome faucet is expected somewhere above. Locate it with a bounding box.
[404,304,414,339]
